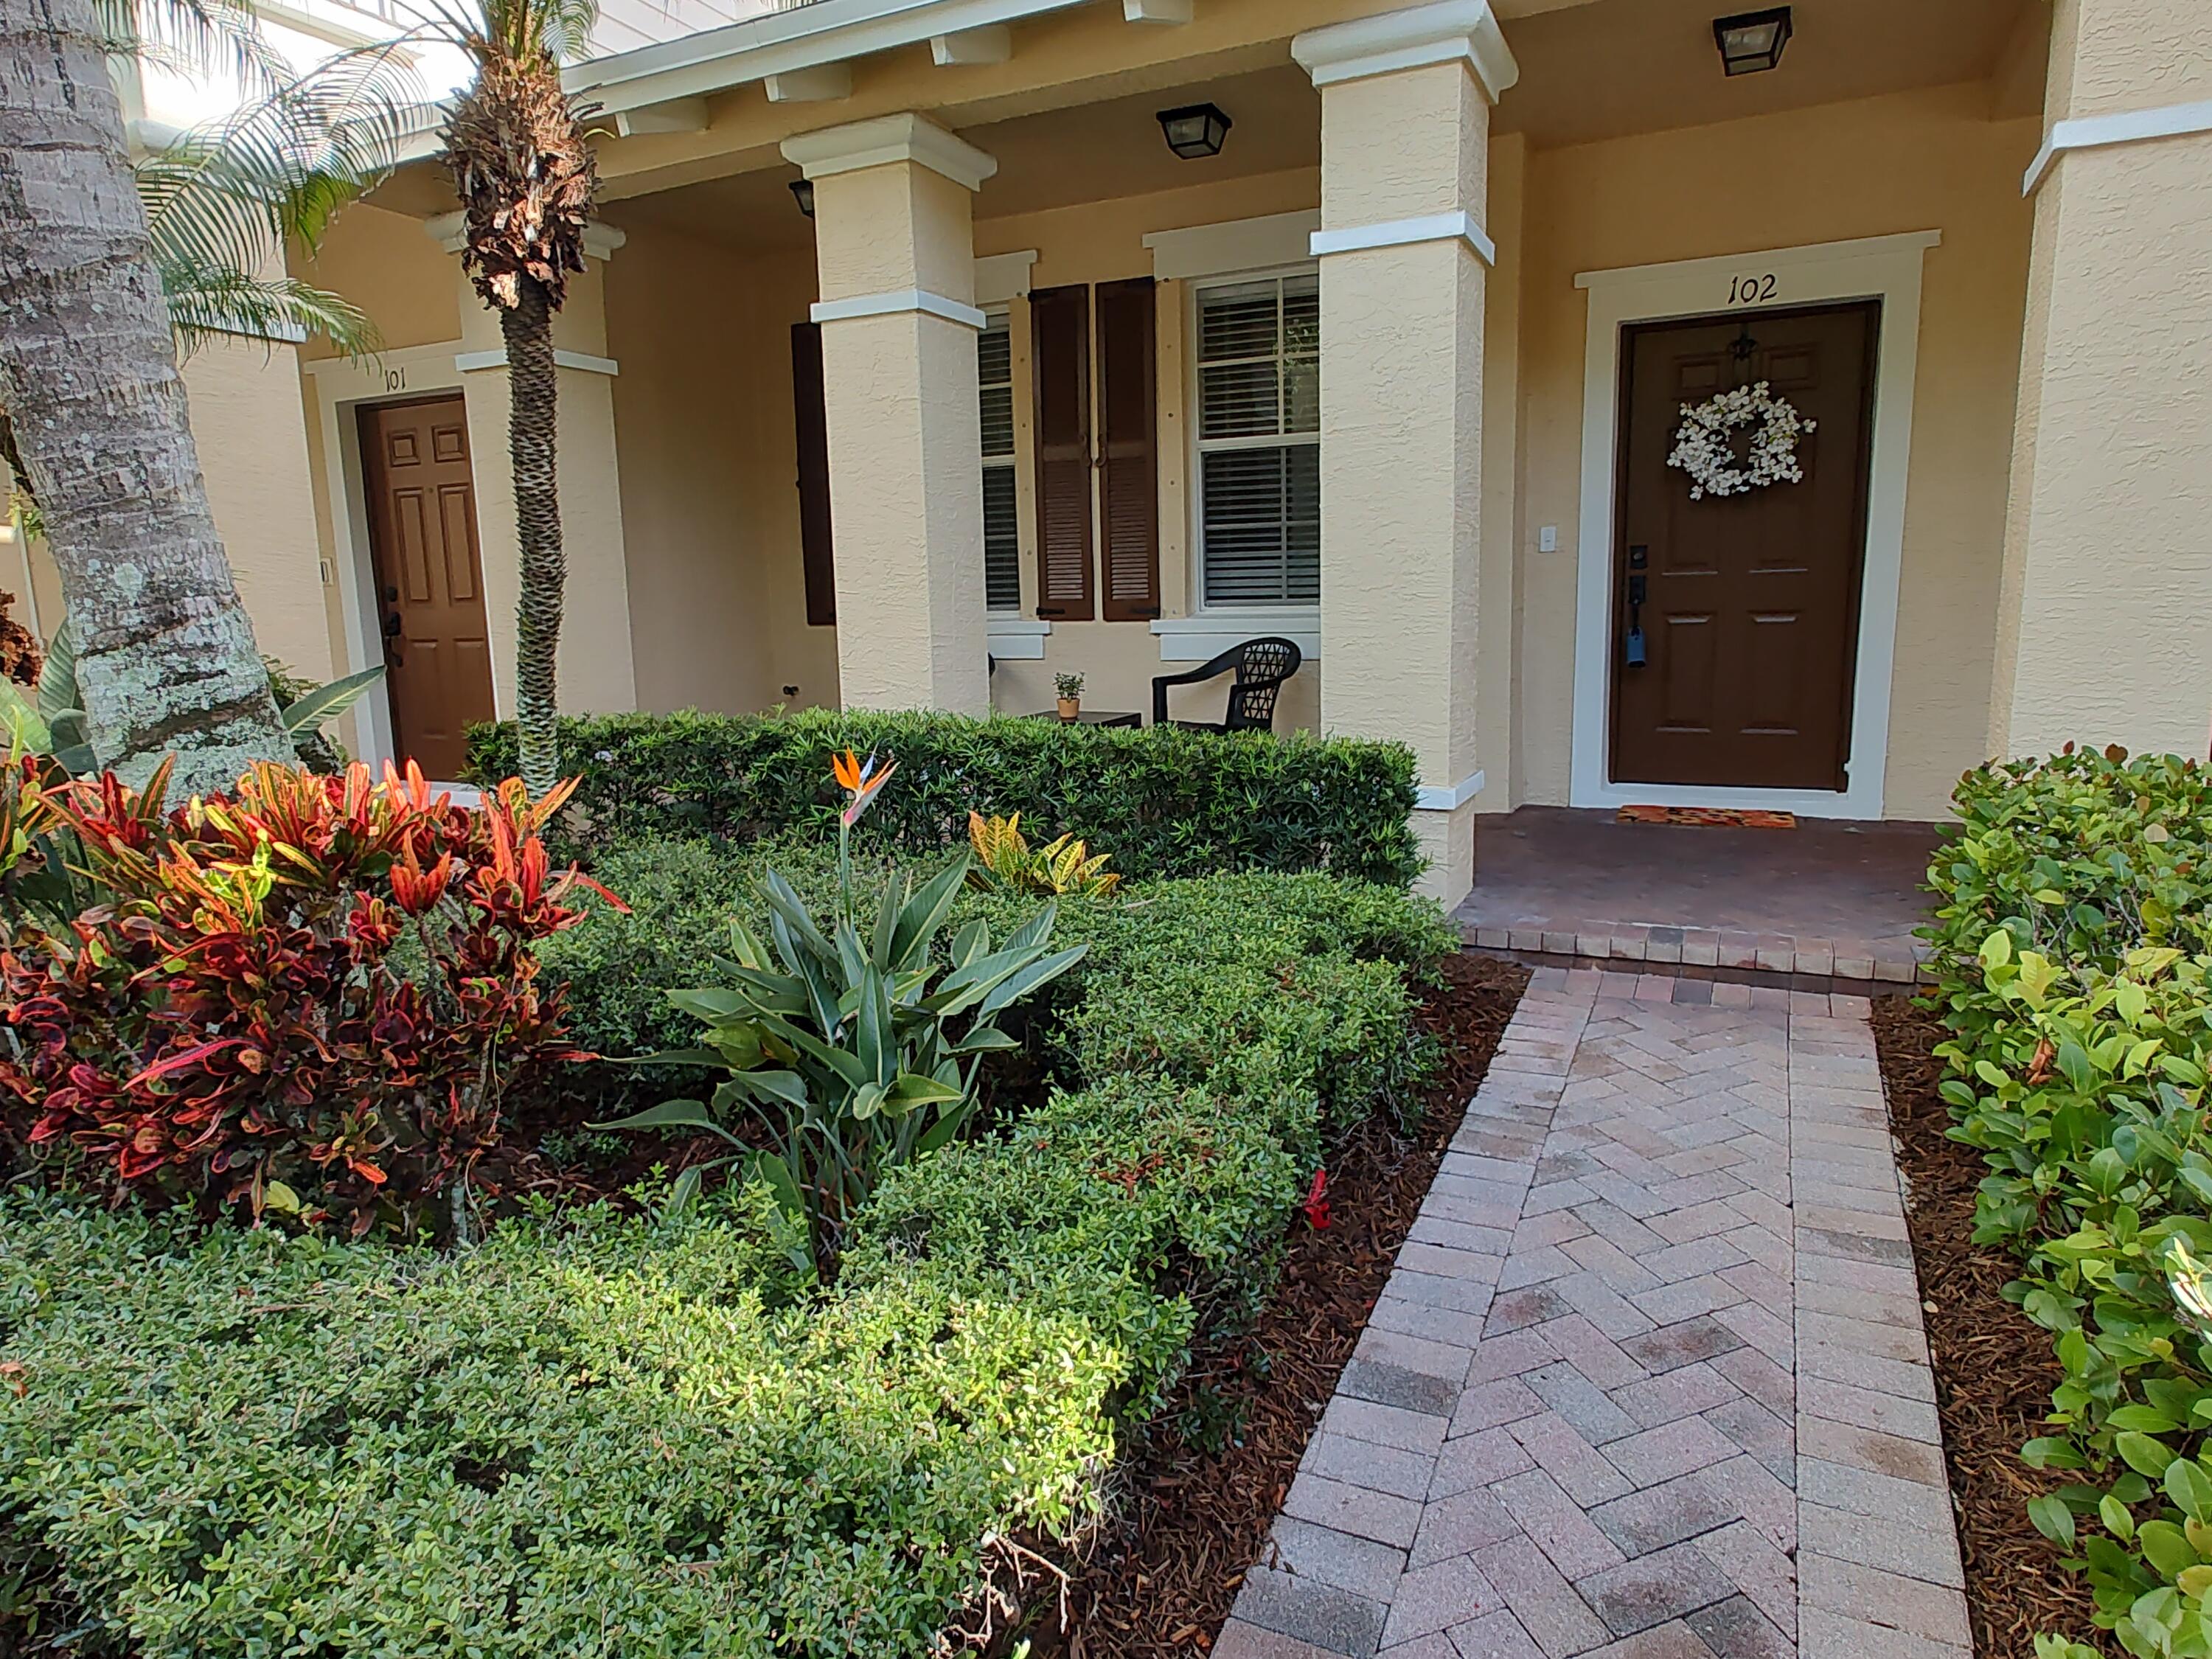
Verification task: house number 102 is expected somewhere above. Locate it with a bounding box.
[1728,273,1778,306]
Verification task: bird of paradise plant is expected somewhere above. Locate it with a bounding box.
[602,750,1084,1279]
[830,745,894,899]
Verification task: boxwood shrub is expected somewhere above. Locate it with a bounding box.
[1924,748,2212,1658]
[0,842,1459,1658]
[466,706,1424,886]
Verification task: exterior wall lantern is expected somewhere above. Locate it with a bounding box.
[1156,102,1233,160]
[1712,7,1792,74]
[790,178,815,218]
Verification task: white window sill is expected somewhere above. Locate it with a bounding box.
[1151,611,1320,663]
[987,616,1049,659]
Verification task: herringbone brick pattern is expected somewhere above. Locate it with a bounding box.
[1216,969,1966,1659]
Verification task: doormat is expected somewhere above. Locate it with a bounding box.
[1617,804,1798,830]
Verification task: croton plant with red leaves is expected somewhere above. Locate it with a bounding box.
[0,759,622,1236]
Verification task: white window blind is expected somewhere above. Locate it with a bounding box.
[978,313,1020,612]
[1196,274,1319,608]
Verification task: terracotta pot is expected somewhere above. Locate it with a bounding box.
[1057,697,1080,723]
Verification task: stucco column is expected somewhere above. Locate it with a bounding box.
[428,213,639,720]
[783,114,995,715]
[1293,1,1517,909]
[1989,0,2212,762]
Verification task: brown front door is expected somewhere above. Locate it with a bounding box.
[1610,301,1880,792]
[358,397,495,779]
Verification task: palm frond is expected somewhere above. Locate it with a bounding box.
[137,40,421,279]
[95,0,289,98]
[400,0,596,65]
[158,258,382,359]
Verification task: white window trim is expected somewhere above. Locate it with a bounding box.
[1180,262,1324,651]
[1566,230,1941,821]
[1144,212,1320,283]
[974,249,1036,306]
[1152,611,1321,664]
[978,304,1020,615]
[987,617,1051,659]
[301,340,481,773]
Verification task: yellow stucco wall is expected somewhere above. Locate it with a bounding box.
[605,226,839,714]
[1514,83,2038,820]
[1988,0,2212,761]
[184,338,333,684]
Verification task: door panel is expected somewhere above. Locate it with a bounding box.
[1610,301,1879,791]
[358,396,495,780]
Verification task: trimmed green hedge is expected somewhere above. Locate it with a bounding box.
[1,847,1461,1658]
[1924,749,2212,1658]
[466,707,1425,887]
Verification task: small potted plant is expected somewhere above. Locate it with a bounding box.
[1054,672,1084,723]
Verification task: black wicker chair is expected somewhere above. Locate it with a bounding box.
[1150,636,1304,732]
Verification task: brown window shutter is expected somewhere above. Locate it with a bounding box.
[1096,276,1161,622]
[790,321,835,627]
[1029,283,1095,622]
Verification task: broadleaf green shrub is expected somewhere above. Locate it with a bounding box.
[1,838,1462,1657]
[466,706,1423,886]
[1926,750,2212,1655]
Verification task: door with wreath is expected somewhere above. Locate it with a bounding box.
[1609,300,1880,792]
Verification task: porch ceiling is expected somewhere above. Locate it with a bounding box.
[1493,0,2039,148]
[599,61,1319,251]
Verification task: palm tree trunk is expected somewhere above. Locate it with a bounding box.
[504,277,563,799]
[0,0,291,795]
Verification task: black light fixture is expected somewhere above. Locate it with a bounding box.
[1156,102,1232,161]
[1712,7,1792,74]
[790,178,815,218]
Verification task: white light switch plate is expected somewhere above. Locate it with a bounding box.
[1538,525,1559,553]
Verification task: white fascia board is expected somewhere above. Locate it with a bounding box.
[564,0,1089,119]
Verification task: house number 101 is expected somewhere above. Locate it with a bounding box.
[382,366,407,393]
[1728,273,1778,306]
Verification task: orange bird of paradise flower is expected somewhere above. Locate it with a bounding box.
[832,749,897,827]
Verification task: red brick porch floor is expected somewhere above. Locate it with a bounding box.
[1457,808,1943,989]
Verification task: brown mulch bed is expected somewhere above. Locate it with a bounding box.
[1021,951,1528,1657]
[1874,994,2115,1659]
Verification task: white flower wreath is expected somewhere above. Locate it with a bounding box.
[1666,380,1815,501]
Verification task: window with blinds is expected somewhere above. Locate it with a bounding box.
[978,313,1020,612]
[1196,274,1320,608]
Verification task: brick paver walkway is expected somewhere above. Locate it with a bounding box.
[1217,967,1969,1659]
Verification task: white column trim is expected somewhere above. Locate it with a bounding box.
[453,347,621,376]
[1291,0,1518,101]
[1566,231,1941,821]
[1312,209,1495,266]
[780,111,997,190]
[810,287,988,330]
[2023,97,2212,195]
[1414,771,1486,813]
